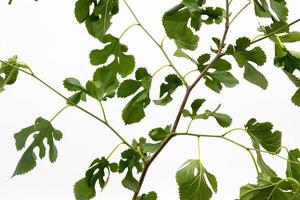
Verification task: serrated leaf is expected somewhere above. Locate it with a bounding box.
[253,0,271,18]
[227,37,267,67]
[292,88,300,106]
[244,62,268,89]
[135,68,151,81]
[117,79,141,98]
[280,32,300,43]
[74,178,96,200]
[75,0,91,23]
[137,191,158,200]
[176,159,217,200]
[245,118,281,153]
[13,117,63,176]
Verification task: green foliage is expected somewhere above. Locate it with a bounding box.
[74,178,96,200]
[286,149,300,181]
[119,149,144,192]
[153,74,183,106]
[75,0,119,40]
[176,159,217,200]
[149,125,171,141]
[243,63,268,89]
[183,100,232,128]
[245,118,282,153]
[239,173,300,200]
[137,191,157,200]
[13,117,63,176]
[121,68,152,124]
[63,77,87,105]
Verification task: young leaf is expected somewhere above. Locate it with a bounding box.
[176,159,217,200]
[154,74,183,106]
[209,112,232,128]
[63,77,84,92]
[13,117,63,176]
[243,62,268,90]
[119,149,144,192]
[74,178,96,200]
[149,125,171,142]
[0,56,21,93]
[245,118,282,153]
[137,191,158,200]
[286,148,300,181]
[191,99,206,115]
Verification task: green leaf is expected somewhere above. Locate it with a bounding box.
[197,54,211,71]
[209,71,239,88]
[204,76,222,93]
[176,159,217,200]
[74,178,96,200]
[0,56,20,92]
[119,149,143,192]
[279,32,300,43]
[135,67,151,81]
[85,157,113,190]
[286,148,300,181]
[270,0,288,22]
[253,0,271,18]
[154,74,183,106]
[83,0,119,40]
[244,62,268,89]
[63,77,84,92]
[227,37,267,67]
[67,91,86,105]
[117,79,141,98]
[212,59,232,71]
[274,46,300,74]
[245,119,282,153]
[75,0,91,23]
[13,117,63,176]
[191,99,206,115]
[137,191,157,200]
[149,125,171,141]
[89,34,135,78]
[240,173,300,200]
[291,88,300,106]
[210,112,232,128]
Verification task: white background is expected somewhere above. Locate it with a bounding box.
[0,0,300,199]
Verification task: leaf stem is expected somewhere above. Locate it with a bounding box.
[183,69,199,79]
[106,142,124,160]
[250,18,300,44]
[229,0,251,25]
[122,0,188,87]
[197,136,201,161]
[99,101,108,123]
[185,119,193,133]
[247,149,260,174]
[151,64,171,78]
[119,23,140,39]
[0,60,132,148]
[50,105,69,122]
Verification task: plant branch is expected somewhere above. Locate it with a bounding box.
[119,23,140,39]
[122,0,188,87]
[0,60,132,148]
[99,101,108,123]
[131,1,231,198]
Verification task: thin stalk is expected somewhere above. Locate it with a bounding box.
[152,64,171,78]
[183,69,199,79]
[251,18,300,44]
[185,119,193,133]
[229,1,251,25]
[50,105,69,122]
[0,60,132,148]
[119,23,140,39]
[222,128,247,136]
[99,101,108,123]
[106,143,124,159]
[247,149,260,174]
[197,137,201,160]
[123,0,188,87]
